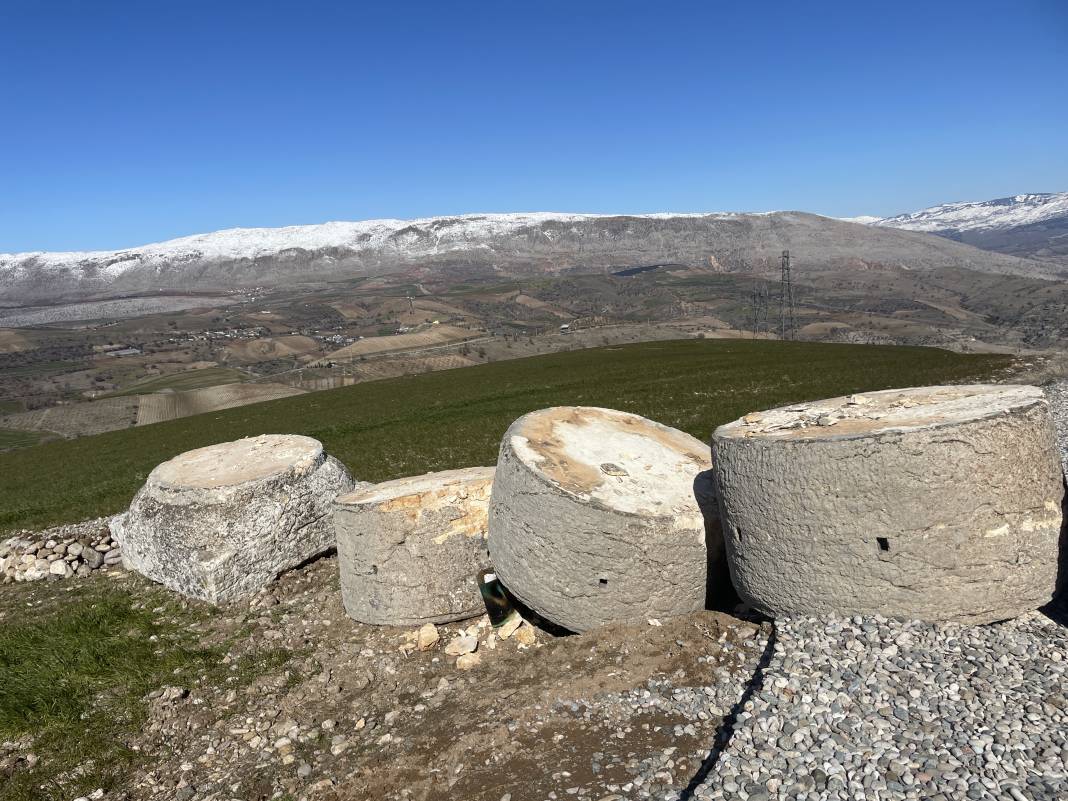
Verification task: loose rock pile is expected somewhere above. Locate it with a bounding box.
[1,516,119,583]
[694,611,1068,801]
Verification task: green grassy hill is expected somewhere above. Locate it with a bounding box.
[0,340,1011,533]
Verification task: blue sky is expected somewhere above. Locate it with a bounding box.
[2,0,1066,252]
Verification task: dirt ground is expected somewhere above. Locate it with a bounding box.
[110,556,766,801]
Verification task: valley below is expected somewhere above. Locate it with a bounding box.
[1,255,1067,446]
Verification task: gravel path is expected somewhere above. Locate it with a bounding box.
[693,612,1068,801]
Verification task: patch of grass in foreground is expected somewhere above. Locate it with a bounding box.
[0,339,1012,533]
[0,582,220,801]
[104,366,248,397]
[0,428,50,452]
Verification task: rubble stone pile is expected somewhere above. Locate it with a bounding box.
[1,516,119,583]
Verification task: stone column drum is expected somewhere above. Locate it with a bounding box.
[488,406,720,633]
[713,385,1064,623]
[334,466,495,625]
[114,434,355,604]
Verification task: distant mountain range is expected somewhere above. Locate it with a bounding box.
[850,193,1068,267]
[1,205,1063,306]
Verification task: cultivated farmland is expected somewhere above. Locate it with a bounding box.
[324,325,478,360]
[106,367,249,397]
[135,382,306,425]
[0,396,140,437]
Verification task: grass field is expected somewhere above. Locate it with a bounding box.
[0,340,1012,533]
[0,428,51,451]
[0,577,289,801]
[105,366,248,397]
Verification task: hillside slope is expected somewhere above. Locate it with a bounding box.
[0,339,1010,533]
[1,211,1056,305]
[858,192,1068,267]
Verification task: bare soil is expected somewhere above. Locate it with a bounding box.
[114,556,765,801]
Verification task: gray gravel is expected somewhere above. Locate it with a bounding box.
[554,626,773,799]
[692,612,1067,801]
[679,384,1068,801]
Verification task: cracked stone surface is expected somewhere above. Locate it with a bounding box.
[114,434,356,604]
[488,406,721,633]
[1046,379,1068,477]
[713,384,1065,623]
[334,466,495,626]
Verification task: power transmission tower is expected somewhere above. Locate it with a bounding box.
[779,250,796,340]
[748,282,770,336]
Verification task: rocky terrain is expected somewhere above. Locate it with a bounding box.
[1,380,1065,801]
[1,211,1059,305]
[693,609,1067,801]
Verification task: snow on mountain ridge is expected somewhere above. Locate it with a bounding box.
[0,211,757,278]
[866,192,1068,233]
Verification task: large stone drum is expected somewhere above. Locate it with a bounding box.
[334,467,495,625]
[488,406,719,633]
[713,385,1064,623]
[114,434,355,604]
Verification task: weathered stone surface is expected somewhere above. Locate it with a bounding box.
[713,384,1065,623]
[334,466,494,625]
[488,406,717,633]
[115,434,355,604]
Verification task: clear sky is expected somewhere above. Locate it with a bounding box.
[2,0,1066,252]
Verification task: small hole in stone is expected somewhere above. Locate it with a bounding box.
[877,537,890,552]
[598,578,609,586]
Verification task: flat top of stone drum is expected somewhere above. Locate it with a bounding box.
[508,406,709,516]
[152,434,324,489]
[337,466,494,507]
[717,384,1045,441]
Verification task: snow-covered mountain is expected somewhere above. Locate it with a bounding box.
[854,193,1068,267]
[0,210,1058,306]
[0,212,744,283]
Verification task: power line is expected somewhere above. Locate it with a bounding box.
[779,249,796,340]
[748,281,770,336]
